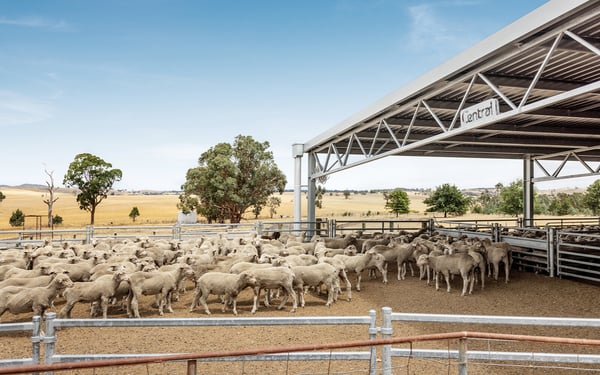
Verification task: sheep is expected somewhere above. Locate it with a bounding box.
[3,264,54,280]
[290,263,340,307]
[0,273,74,320]
[273,254,318,267]
[315,255,353,302]
[416,253,476,296]
[0,269,70,289]
[244,267,298,314]
[467,250,486,290]
[361,237,390,253]
[0,250,31,269]
[332,249,386,291]
[89,260,142,281]
[480,238,512,283]
[370,242,415,280]
[60,269,130,319]
[312,234,358,250]
[125,263,195,318]
[46,256,104,282]
[364,252,388,284]
[229,261,274,274]
[190,271,257,315]
[278,245,307,256]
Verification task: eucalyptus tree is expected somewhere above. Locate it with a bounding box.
[385,189,410,217]
[424,183,470,218]
[63,153,122,225]
[179,135,287,223]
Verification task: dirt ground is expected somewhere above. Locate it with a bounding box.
[1,267,600,374]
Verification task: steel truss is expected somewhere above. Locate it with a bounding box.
[309,13,600,181]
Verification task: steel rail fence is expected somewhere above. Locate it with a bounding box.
[3,309,600,374]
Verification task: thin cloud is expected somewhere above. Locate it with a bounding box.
[0,16,71,31]
[0,91,53,126]
[403,2,478,55]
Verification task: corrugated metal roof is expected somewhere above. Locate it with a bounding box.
[302,0,600,179]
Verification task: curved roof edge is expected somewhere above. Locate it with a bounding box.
[303,0,593,151]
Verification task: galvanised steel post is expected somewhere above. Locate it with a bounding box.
[43,312,57,373]
[31,315,41,372]
[367,309,377,375]
[381,307,393,375]
[458,338,468,375]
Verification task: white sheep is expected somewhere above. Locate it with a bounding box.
[190,271,257,315]
[126,263,195,318]
[416,253,475,296]
[0,273,74,320]
[467,250,486,290]
[480,238,512,283]
[245,267,298,314]
[332,249,386,291]
[370,242,414,280]
[60,269,130,319]
[46,256,104,282]
[291,263,340,307]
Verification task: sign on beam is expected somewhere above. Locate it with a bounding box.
[460,98,500,127]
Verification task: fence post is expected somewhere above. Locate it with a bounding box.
[43,312,57,372]
[187,359,197,375]
[31,315,41,371]
[173,223,180,241]
[331,219,337,238]
[367,309,378,375]
[549,227,556,277]
[381,307,393,375]
[256,221,264,237]
[458,338,468,375]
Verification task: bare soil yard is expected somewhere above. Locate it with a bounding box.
[1,267,599,374]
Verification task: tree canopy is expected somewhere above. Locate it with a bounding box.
[9,209,25,227]
[179,135,287,223]
[423,183,470,217]
[0,191,5,203]
[129,206,140,222]
[385,189,410,217]
[584,179,600,215]
[498,179,523,216]
[63,153,122,225]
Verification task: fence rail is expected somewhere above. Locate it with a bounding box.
[42,311,378,373]
[382,307,600,375]
[3,309,600,374]
[0,316,41,368]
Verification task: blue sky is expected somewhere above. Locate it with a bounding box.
[2,0,593,192]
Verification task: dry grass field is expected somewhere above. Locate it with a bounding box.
[0,186,436,230]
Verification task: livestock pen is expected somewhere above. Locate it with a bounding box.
[435,216,600,283]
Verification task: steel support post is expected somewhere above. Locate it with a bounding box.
[523,155,535,227]
[307,153,317,238]
[292,144,304,233]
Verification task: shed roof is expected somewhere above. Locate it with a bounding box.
[303,0,600,183]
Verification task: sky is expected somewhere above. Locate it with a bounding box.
[1,0,595,193]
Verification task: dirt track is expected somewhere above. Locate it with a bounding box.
[1,267,600,374]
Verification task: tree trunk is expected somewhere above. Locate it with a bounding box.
[90,205,96,225]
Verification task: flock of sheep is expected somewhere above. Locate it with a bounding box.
[0,229,513,321]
